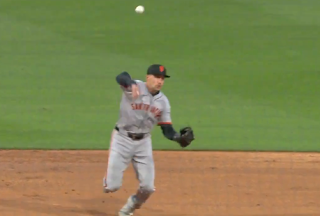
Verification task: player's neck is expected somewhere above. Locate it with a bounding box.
[151,91,160,96]
[146,84,159,96]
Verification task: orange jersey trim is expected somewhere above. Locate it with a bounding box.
[158,122,172,125]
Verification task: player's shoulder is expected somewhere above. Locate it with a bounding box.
[134,79,144,84]
[135,80,149,91]
[157,91,170,103]
[134,80,145,88]
[159,91,168,98]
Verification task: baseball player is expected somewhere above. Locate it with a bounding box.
[103,64,195,216]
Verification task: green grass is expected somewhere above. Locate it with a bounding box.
[1,0,320,151]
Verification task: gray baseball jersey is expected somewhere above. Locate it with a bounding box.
[116,80,172,134]
[103,80,171,196]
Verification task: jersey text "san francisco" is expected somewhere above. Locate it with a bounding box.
[131,103,161,119]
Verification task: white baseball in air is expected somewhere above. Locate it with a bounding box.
[135,5,145,14]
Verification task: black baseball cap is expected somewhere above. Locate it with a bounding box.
[147,64,170,78]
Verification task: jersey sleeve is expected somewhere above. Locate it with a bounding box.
[158,96,172,125]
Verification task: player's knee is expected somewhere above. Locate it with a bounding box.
[103,184,121,193]
[139,184,155,194]
[103,177,122,193]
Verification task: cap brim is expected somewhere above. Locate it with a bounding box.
[148,72,170,78]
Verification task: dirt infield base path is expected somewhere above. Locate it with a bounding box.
[0,150,320,216]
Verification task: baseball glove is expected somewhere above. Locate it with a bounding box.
[178,126,195,148]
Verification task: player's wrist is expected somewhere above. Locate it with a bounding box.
[172,133,181,142]
[125,79,136,87]
[124,79,134,86]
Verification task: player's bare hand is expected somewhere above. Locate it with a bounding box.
[132,84,140,100]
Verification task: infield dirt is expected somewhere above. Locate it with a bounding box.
[0,150,319,216]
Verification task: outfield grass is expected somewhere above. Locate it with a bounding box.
[1,0,320,151]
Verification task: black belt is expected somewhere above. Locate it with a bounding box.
[114,126,145,141]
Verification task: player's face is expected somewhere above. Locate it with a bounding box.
[146,75,165,93]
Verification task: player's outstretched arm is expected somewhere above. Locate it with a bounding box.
[160,124,188,144]
[116,71,136,88]
[160,124,195,148]
[159,124,179,141]
[159,97,194,147]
